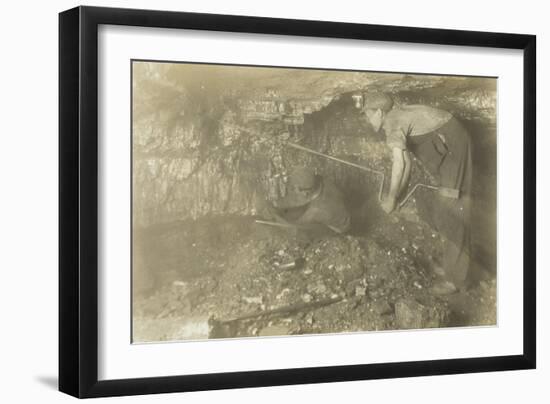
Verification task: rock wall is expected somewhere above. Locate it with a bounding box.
[132,61,496,229]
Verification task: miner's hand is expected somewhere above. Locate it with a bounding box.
[263,203,278,220]
[381,196,397,214]
[263,203,292,225]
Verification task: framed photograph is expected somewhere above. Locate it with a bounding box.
[59,6,536,398]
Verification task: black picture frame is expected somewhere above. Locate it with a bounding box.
[59,5,536,398]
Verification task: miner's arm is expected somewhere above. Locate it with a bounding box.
[399,150,412,197]
[382,148,411,213]
[264,203,292,225]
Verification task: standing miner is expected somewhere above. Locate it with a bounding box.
[358,92,473,295]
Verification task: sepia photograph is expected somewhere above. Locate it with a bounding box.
[131,61,497,343]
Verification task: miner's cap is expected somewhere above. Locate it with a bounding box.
[288,167,317,190]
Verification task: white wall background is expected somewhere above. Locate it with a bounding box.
[0,0,545,402]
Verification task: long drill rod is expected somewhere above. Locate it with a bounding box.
[286,142,385,201]
[286,142,457,208]
[223,295,344,323]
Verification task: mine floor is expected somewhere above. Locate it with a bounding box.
[132,203,496,342]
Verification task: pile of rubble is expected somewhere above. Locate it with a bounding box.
[133,211,456,342]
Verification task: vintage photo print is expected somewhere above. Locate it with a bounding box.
[131,61,496,343]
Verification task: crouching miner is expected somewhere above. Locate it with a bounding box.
[264,167,351,237]
[359,92,473,295]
